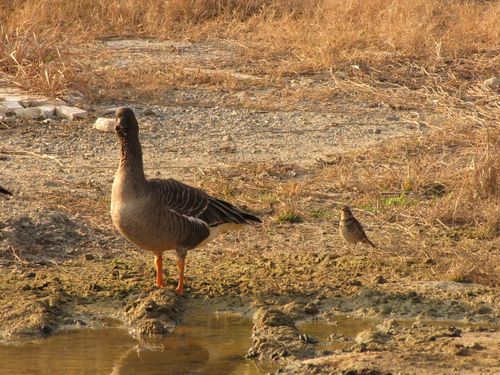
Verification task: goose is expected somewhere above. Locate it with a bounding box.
[339,206,376,249]
[110,107,261,294]
[0,186,12,195]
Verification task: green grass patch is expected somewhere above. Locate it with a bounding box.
[276,211,302,224]
[259,192,280,205]
[309,209,334,220]
[359,204,377,214]
[381,194,417,207]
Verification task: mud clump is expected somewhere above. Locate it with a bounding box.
[125,289,180,336]
[0,291,67,339]
[282,364,389,375]
[353,319,404,352]
[246,307,316,361]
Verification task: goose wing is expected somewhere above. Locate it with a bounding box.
[150,178,261,227]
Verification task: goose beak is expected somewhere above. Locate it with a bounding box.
[115,119,127,136]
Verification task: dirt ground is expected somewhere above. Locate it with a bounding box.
[1,38,498,374]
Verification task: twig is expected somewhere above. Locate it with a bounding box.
[8,245,29,265]
[0,148,64,167]
[435,218,450,230]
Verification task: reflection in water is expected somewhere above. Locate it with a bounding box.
[0,311,264,375]
[298,315,376,350]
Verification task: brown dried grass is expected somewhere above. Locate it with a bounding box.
[2,0,499,90]
[1,1,498,285]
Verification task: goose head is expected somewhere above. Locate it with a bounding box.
[115,107,139,138]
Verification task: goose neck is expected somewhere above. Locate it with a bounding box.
[119,134,145,179]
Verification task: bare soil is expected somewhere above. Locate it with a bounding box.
[1,39,498,374]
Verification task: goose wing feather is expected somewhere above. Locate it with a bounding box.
[149,178,261,227]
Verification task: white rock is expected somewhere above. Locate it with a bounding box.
[15,107,42,119]
[334,70,348,79]
[38,105,56,119]
[56,105,87,120]
[93,117,116,132]
[483,77,500,89]
[0,101,23,114]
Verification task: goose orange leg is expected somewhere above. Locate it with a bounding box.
[175,258,185,295]
[155,255,165,288]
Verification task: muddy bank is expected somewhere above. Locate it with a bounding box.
[0,223,499,374]
[0,210,498,373]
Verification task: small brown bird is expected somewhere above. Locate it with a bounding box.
[110,107,261,294]
[0,186,12,195]
[339,206,376,249]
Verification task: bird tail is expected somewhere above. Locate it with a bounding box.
[0,187,12,195]
[365,238,376,248]
[210,198,262,225]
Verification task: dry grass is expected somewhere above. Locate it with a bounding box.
[2,0,499,92]
[1,1,499,285]
[0,24,74,95]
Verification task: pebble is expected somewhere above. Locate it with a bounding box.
[84,253,95,261]
[143,108,156,116]
[483,77,500,89]
[386,115,400,121]
[373,275,387,284]
[348,279,363,286]
[334,70,348,79]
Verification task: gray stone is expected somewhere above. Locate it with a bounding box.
[15,107,42,119]
[386,115,400,121]
[19,99,52,108]
[334,70,348,79]
[38,105,56,119]
[93,117,116,132]
[0,101,23,114]
[56,105,87,120]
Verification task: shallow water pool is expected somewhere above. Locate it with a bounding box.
[0,310,265,375]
